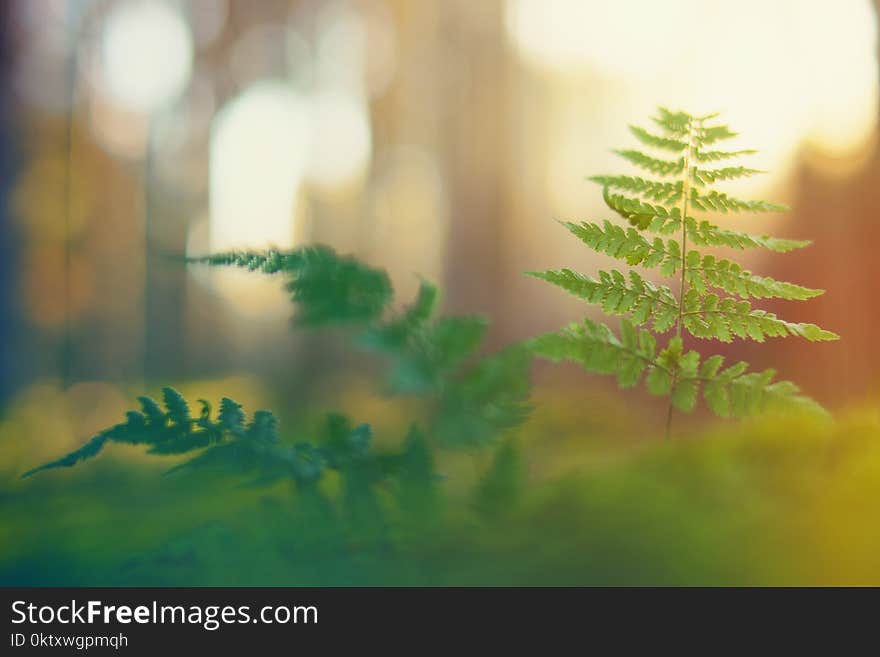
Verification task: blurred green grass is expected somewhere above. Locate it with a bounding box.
[2,380,878,585]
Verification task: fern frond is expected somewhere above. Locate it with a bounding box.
[21,434,111,478]
[360,280,438,351]
[690,189,788,214]
[688,254,823,300]
[693,124,738,147]
[693,148,758,162]
[184,248,301,273]
[614,149,684,176]
[652,108,692,135]
[434,346,533,447]
[420,316,488,375]
[23,389,269,477]
[603,189,681,230]
[687,218,811,253]
[628,125,687,152]
[530,319,658,389]
[559,220,675,267]
[692,166,763,185]
[589,175,683,204]
[526,269,678,330]
[692,357,827,419]
[189,245,393,325]
[681,292,839,343]
[380,315,488,394]
[529,107,836,432]
[192,246,532,445]
[531,319,827,418]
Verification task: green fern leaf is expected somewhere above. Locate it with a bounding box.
[693,254,823,300]
[694,124,738,146]
[217,398,246,436]
[162,387,191,426]
[360,280,438,350]
[693,148,758,162]
[189,245,393,325]
[629,125,687,152]
[184,248,300,273]
[21,435,111,478]
[137,395,165,425]
[690,189,788,214]
[589,175,683,203]
[558,220,673,267]
[614,149,685,176]
[692,166,763,185]
[603,189,680,229]
[529,319,619,369]
[527,269,677,329]
[652,108,692,135]
[529,319,656,388]
[687,218,811,252]
[682,293,838,342]
[691,356,828,419]
[434,346,532,447]
[23,390,272,477]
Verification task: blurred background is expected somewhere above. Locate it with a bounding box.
[1,0,877,411]
[3,0,880,586]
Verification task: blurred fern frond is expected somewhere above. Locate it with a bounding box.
[28,247,532,486]
[191,248,533,448]
[187,246,393,325]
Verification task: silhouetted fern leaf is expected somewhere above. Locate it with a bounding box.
[23,388,260,477]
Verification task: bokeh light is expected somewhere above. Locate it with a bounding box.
[209,80,311,252]
[100,0,194,114]
[201,80,312,316]
[305,91,372,190]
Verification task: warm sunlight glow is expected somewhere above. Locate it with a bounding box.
[101,0,194,114]
[209,81,311,251]
[305,91,372,189]
[505,0,878,160]
[366,148,448,300]
[206,80,311,316]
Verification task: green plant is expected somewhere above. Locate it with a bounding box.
[24,247,531,533]
[528,108,838,437]
[191,246,532,448]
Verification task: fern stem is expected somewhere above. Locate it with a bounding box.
[666,118,696,440]
[675,123,694,337]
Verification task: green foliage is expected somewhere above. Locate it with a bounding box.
[396,426,440,523]
[197,248,532,447]
[528,108,838,430]
[433,346,533,447]
[26,247,531,520]
[188,246,393,325]
[531,319,825,418]
[473,438,525,519]
[23,385,446,530]
[22,389,253,477]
